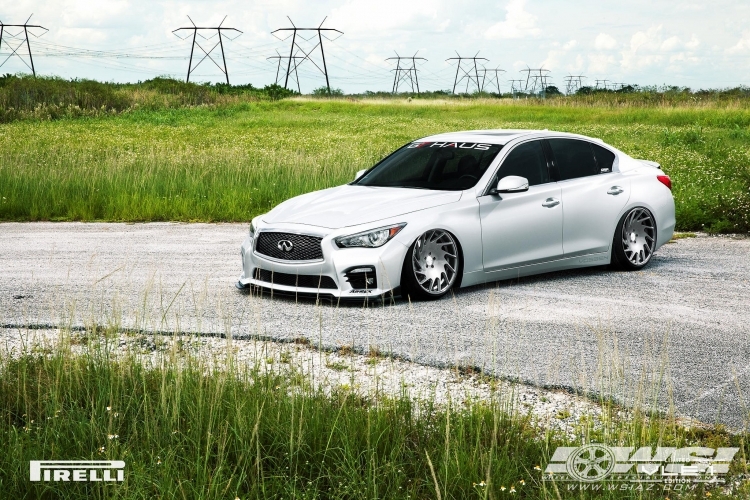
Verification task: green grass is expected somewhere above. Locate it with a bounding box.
[1,98,749,231]
[1,331,748,499]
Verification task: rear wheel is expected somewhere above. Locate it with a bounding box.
[400,229,461,300]
[612,207,656,270]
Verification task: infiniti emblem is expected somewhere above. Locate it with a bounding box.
[277,240,294,252]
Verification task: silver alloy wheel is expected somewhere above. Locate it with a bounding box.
[411,229,459,295]
[621,208,655,266]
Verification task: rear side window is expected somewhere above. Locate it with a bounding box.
[548,139,598,180]
[592,144,616,173]
[493,140,549,187]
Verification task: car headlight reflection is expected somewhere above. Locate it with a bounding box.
[335,224,406,248]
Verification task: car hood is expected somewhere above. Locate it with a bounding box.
[262,185,462,229]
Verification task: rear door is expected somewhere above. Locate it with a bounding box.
[546,138,630,257]
[478,140,563,272]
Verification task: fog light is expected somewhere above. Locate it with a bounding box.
[344,266,377,290]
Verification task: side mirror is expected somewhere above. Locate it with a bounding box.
[493,175,529,194]
[354,169,368,181]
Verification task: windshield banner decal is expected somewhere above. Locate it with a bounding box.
[408,142,491,150]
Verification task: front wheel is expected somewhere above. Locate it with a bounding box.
[612,207,657,270]
[400,229,461,300]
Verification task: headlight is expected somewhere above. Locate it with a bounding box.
[249,217,263,237]
[335,224,406,248]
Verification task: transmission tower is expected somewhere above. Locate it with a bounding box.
[385,51,426,94]
[446,52,488,94]
[173,16,242,84]
[564,75,585,94]
[594,79,610,90]
[520,67,551,95]
[479,66,505,94]
[267,49,306,92]
[0,15,48,77]
[271,17,343,95]
[508,79,524,92]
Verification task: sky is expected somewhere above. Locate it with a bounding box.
[1,0,750,93]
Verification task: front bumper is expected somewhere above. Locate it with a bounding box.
[237,225,408,299]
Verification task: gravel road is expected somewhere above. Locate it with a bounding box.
[1,222,749,430]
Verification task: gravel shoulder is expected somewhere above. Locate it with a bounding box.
[1,325,610,437]
[1,222,749,431]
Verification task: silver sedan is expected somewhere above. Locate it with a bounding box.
[237,129,675,300]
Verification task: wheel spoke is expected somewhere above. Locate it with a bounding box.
[621,208,656,266]
[411,229,458,295]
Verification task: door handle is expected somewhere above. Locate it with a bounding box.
[542,197,560,208]
[607,186,624,195]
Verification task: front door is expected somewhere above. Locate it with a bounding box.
[478,140,563,272]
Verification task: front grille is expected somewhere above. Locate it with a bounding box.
[254,269,337,290]
[255,232,324,261]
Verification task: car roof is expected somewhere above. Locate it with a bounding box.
[418,129,603,145]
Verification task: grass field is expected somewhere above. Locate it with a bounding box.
[1,98,749,232]
[2,331,748,499]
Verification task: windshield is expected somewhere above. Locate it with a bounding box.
[354,141,503,191]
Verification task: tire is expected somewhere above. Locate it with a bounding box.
[612,207,657,270]
[400,229,461,301]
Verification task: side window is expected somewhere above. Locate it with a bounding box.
[591,143,616,173]
[548,139,598,180]
[493,140,549,187]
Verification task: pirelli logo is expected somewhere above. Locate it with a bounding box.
[30,460,125,482]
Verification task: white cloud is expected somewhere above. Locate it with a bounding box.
[620,25,666,71]
[660,36,681,51]
[728,32,750,53]
[541,39,578,71]
[594,33,617,51]
[685,35,700,50]
[329,0,441,34]
[588,53,616,74]
[619,25,703,73]
[485,0,540,40]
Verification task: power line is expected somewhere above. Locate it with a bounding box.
[173,15,242,84]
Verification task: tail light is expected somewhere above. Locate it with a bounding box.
[657,175,672,190]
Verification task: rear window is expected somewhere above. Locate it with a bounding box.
[355,141,502,191]
[592,143,616,173]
